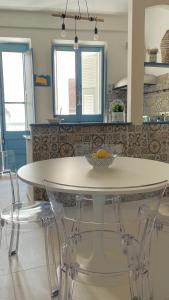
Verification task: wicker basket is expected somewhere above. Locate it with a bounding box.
[160,30,169,63]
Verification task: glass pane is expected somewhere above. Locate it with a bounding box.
[55,51,76,115]
[5,104,25,131]
[2,52,25,103]
[82,52,102,115]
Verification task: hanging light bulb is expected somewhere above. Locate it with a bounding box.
[61,22,66,38]
[52,1,104,43]
[94,21,99,41]
[74,17,78,50]
[74,35,79,50]
[60,17,66,38]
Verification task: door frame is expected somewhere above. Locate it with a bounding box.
[0,42,33,169]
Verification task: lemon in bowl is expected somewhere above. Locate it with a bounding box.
[86,148,117,168]
[95,149,109,159]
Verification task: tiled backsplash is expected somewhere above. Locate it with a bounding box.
[108,73,169,118]
[144,91,169,116]
[31,123,169,163]
[31,122,169,202]
[144,73,169,116]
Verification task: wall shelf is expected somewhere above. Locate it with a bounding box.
[144,62,169,68]
[144,88,169,95]
[113,83,156,91]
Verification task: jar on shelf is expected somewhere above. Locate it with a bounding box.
[147,48,158,63]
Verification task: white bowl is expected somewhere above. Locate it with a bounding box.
[85,154,117,168]
[48,118,60,124]
[48,116,62,124]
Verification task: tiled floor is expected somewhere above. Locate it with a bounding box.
[1,175,169,300]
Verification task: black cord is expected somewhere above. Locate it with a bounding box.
[84,0,89,19]
[77,0,81,18]
[75,16,77,35]
[64,0,69,16]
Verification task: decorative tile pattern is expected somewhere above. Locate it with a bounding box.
[32,123,169,161]
[31,123,169,201]
[108,74,169,118]
[144,91,169,115]
[142,73,169,116]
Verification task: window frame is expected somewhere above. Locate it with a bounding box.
[0,43,34,132]
[52,43,106,123]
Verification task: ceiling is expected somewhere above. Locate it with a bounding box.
[0,0,128,14]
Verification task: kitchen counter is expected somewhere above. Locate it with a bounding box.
[23,135,31,140]
[143,121,169,124]
[30,122,131,127]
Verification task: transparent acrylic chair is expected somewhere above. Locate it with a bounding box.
[44,180,167,300]
[0,172,59,298]
[148,194,169,299]
[0,149,16,174]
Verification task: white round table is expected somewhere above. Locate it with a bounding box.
[18,156,169,194]
[17,156,169,273]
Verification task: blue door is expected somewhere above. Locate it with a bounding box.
[0,43,35,170]
[3,131,29,169]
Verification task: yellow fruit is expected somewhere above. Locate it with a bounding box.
[96,149,109,159]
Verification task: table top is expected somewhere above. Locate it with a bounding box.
[17,156,169,195]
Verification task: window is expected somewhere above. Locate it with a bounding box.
[0,43,35,132]
[2,52,25,131]
[53,44,106,123]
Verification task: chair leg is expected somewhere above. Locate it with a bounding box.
[63,267,73,300]
[50,221,61,298]
[15,223,20,253]
[0,218,20,256]
[8,222,17,256]
[8,220,20,257]
[43,218,60,298]
[0,219,4,247]
[129,269,152,300]
[122,234,152,300]
[63,263,79,300]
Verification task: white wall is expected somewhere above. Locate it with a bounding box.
[126,0,169,124]
[0,11,128,123]
[145,5,169,64]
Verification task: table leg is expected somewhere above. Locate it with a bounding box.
[92,195,105,260]
[81,195,113,274]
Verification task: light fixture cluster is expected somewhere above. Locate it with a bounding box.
[52,0,104,50]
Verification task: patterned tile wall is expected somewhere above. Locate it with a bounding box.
[31,123,169,162]
[108,73,169,117]
[144,91,169,116]
[144,74,169,115]
[31,123,169,201]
